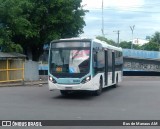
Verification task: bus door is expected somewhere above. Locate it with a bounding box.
[112,51,115,83]
[105,50,108,85]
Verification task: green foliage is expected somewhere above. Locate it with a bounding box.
[119,41,141,49]
[0,0,87,60]
[141,32,160,51]
[142,42,159,51]
[133,44,141,50]
[0,41,23,53]
[119,41,131,49]
[0,27,23,53]
[150,32,160,44]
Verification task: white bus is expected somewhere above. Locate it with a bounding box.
[48,38,123,96]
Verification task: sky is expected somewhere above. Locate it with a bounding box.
[81,0,160,42]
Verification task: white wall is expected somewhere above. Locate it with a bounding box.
[24,61,39,81]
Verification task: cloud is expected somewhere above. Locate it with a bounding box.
[82,0,145,11]
[106,0,144,10]
[81,0,160,41]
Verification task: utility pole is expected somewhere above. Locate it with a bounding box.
[117,30,120,45]
[130,25,135,49]
[113,30,120,46]
[101,0,104,36]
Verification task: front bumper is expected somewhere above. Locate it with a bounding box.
[48,79,98,91]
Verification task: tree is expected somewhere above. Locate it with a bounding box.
[140,32,160,51]
[0,0,23,53]
[0,0,87,61]
[151,32,160,43]
[119,41,131,49]
[118,41,141,50]
[141,42,159,51]
[149,32,160,50]
[0,28,23,53]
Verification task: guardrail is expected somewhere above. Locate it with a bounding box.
[123,49,160,59]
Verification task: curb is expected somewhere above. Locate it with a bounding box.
[0,81,48,87]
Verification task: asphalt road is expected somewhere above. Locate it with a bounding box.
[0,76,160,129]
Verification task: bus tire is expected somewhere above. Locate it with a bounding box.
[113,75,118,88]
[93,78,103,96]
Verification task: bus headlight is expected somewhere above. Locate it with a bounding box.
[49,76,57,83]
[81,76,91,84]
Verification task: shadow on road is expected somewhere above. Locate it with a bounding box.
[53,91,95,100]
[53,85,118,100]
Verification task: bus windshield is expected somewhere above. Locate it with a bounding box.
[49,42,90,77]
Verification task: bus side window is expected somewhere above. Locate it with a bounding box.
[93,51,98,75]
[93,50,105,74]
[93,53,97,67]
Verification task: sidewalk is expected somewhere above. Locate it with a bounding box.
[0,80,48,87]
[0,75,48,87]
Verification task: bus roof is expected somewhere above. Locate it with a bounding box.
[51,37,122,51]
[59,37,91,41]
[92,38,122,51]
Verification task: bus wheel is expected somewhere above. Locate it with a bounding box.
[113,75,118,88]
[60,90,69,96]
[93,78,103,96]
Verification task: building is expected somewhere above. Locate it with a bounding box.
[132,38,149,46]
